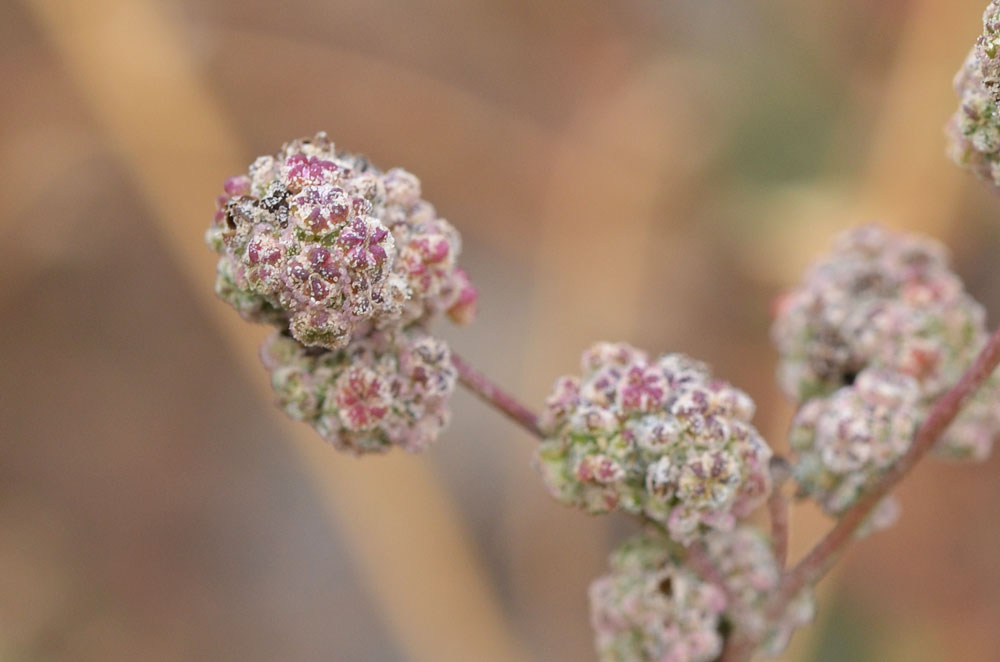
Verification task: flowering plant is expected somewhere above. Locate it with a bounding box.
[206,5,1000,657]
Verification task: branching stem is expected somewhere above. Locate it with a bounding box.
[451,351,544,440]
[766,321,1000,623]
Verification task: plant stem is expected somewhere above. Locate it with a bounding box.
[717,634,754,662]
[451,352,545,440]
[767,456,791,569]
[684,541,735,604]
[767,490,789,571]
[768,321,1000,619]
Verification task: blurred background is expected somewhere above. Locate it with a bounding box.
[2,0,1000,660]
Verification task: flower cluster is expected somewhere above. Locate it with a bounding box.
[948,49,1000,188]
[703,527,813,656]
[590,534,727,662]
[209,134,477,452]
[787,368,918,524]
[774,225,999,517]
[207,132,476,350]
[259,327,457,454]
[590,528,812,662]
[977,0,1000,100]
[535,342,773,544]
[773,225,998,459]
[947,1,1000,189]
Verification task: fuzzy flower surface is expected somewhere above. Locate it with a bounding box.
[772,225,997,462]
[259,326,457,454]
[535,343,773,544]
[947,0,1000,188]
[590,534,727,662]
[976,0,1000,103]
[948,49,1000,188]
[787,368,921,526]
[704,527,814,656]
[207,132,477,349]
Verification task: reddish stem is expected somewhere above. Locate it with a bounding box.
[767,456,791,569]
[717,635,755,662]
[451,352,544,440]
[767,489,790,571]
[768,321,1000,619]
[685,541,736,603]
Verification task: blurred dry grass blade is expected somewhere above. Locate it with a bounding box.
[503,56,705,658]
[856,0,982,234]
[779,1,991,658]
[19,0,530,659]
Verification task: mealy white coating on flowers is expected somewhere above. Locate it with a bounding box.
[976,0,1000,103]
[207,132,477,350]
[948,0,1000,187]
[948,50,1000,188]
[788,367,919,525]
[703,527,814,657]
[259,326,457,454]
[589,534,726,662]
[772,224,998,462]
[535,342,773,545]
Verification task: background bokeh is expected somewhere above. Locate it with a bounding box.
[2,0,999,660]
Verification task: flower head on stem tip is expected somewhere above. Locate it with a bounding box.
[207,132,477,350]
[535,342,773,545]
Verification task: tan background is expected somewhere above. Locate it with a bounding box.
[2,0,999,660]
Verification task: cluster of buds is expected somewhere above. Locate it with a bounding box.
[207,132,476,349]
[774,225,999,518]
[208,134,477,452]
[590,528,812,662]
[948,51,1000,188]
[259,327,457,454]
[703,527,814,656]
[535,342,773,544]
[948,2,1000,188]
[787,368,918,525]
[589,534,727,662]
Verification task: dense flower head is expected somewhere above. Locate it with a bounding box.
[772,225,997,462]
[787,367,919,521]
[772,225,983,399]
[948,50,1000,188]
[590,529,812,662]
[207,132,477,349]
[535,342,773,544]
[703,527,814,656]
[590,534,727,662]
[976,1,1000,103]
[259,326,457,454]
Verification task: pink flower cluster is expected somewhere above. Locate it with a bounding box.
[788,368,919,523]
[703,527,813,657]
[209,134,477,452]
[259,328,457,454]
[589,528,812,662]
[774,225,1000,524]
[772,225,999,463]
[207,133,476,350]
[947,1,1000,187]
[948,50,1000,189]
[590,534,727,662]
[976,0,1000,100]
[535,342,773,544]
